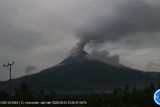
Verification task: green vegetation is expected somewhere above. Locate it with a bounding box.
[0,82,159,107]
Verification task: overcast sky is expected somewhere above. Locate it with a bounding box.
[0,0,160,81]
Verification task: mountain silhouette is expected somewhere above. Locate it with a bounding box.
[0,50,160,93]
[61,50,90,64]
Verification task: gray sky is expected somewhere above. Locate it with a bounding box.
[0,0,160,81]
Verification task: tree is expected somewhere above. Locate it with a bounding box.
[14,81,33,100]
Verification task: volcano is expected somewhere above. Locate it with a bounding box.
[0,50,160,93]
[61,50,90,64]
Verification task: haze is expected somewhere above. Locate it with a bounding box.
[0,0,160,80]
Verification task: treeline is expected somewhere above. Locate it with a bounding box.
[0,82,160,107]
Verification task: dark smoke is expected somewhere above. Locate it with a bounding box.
[76,0,160,50]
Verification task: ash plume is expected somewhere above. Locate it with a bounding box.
[25,65,37,74]
[76,0,160,50]
[90,50,120,66]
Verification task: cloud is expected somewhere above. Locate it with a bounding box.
[0,0,78,80]
[90,50,120,66]
[25,65,37,74]
[76,0,160,50]
[145,62,160,72]
[0,0,160,80]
